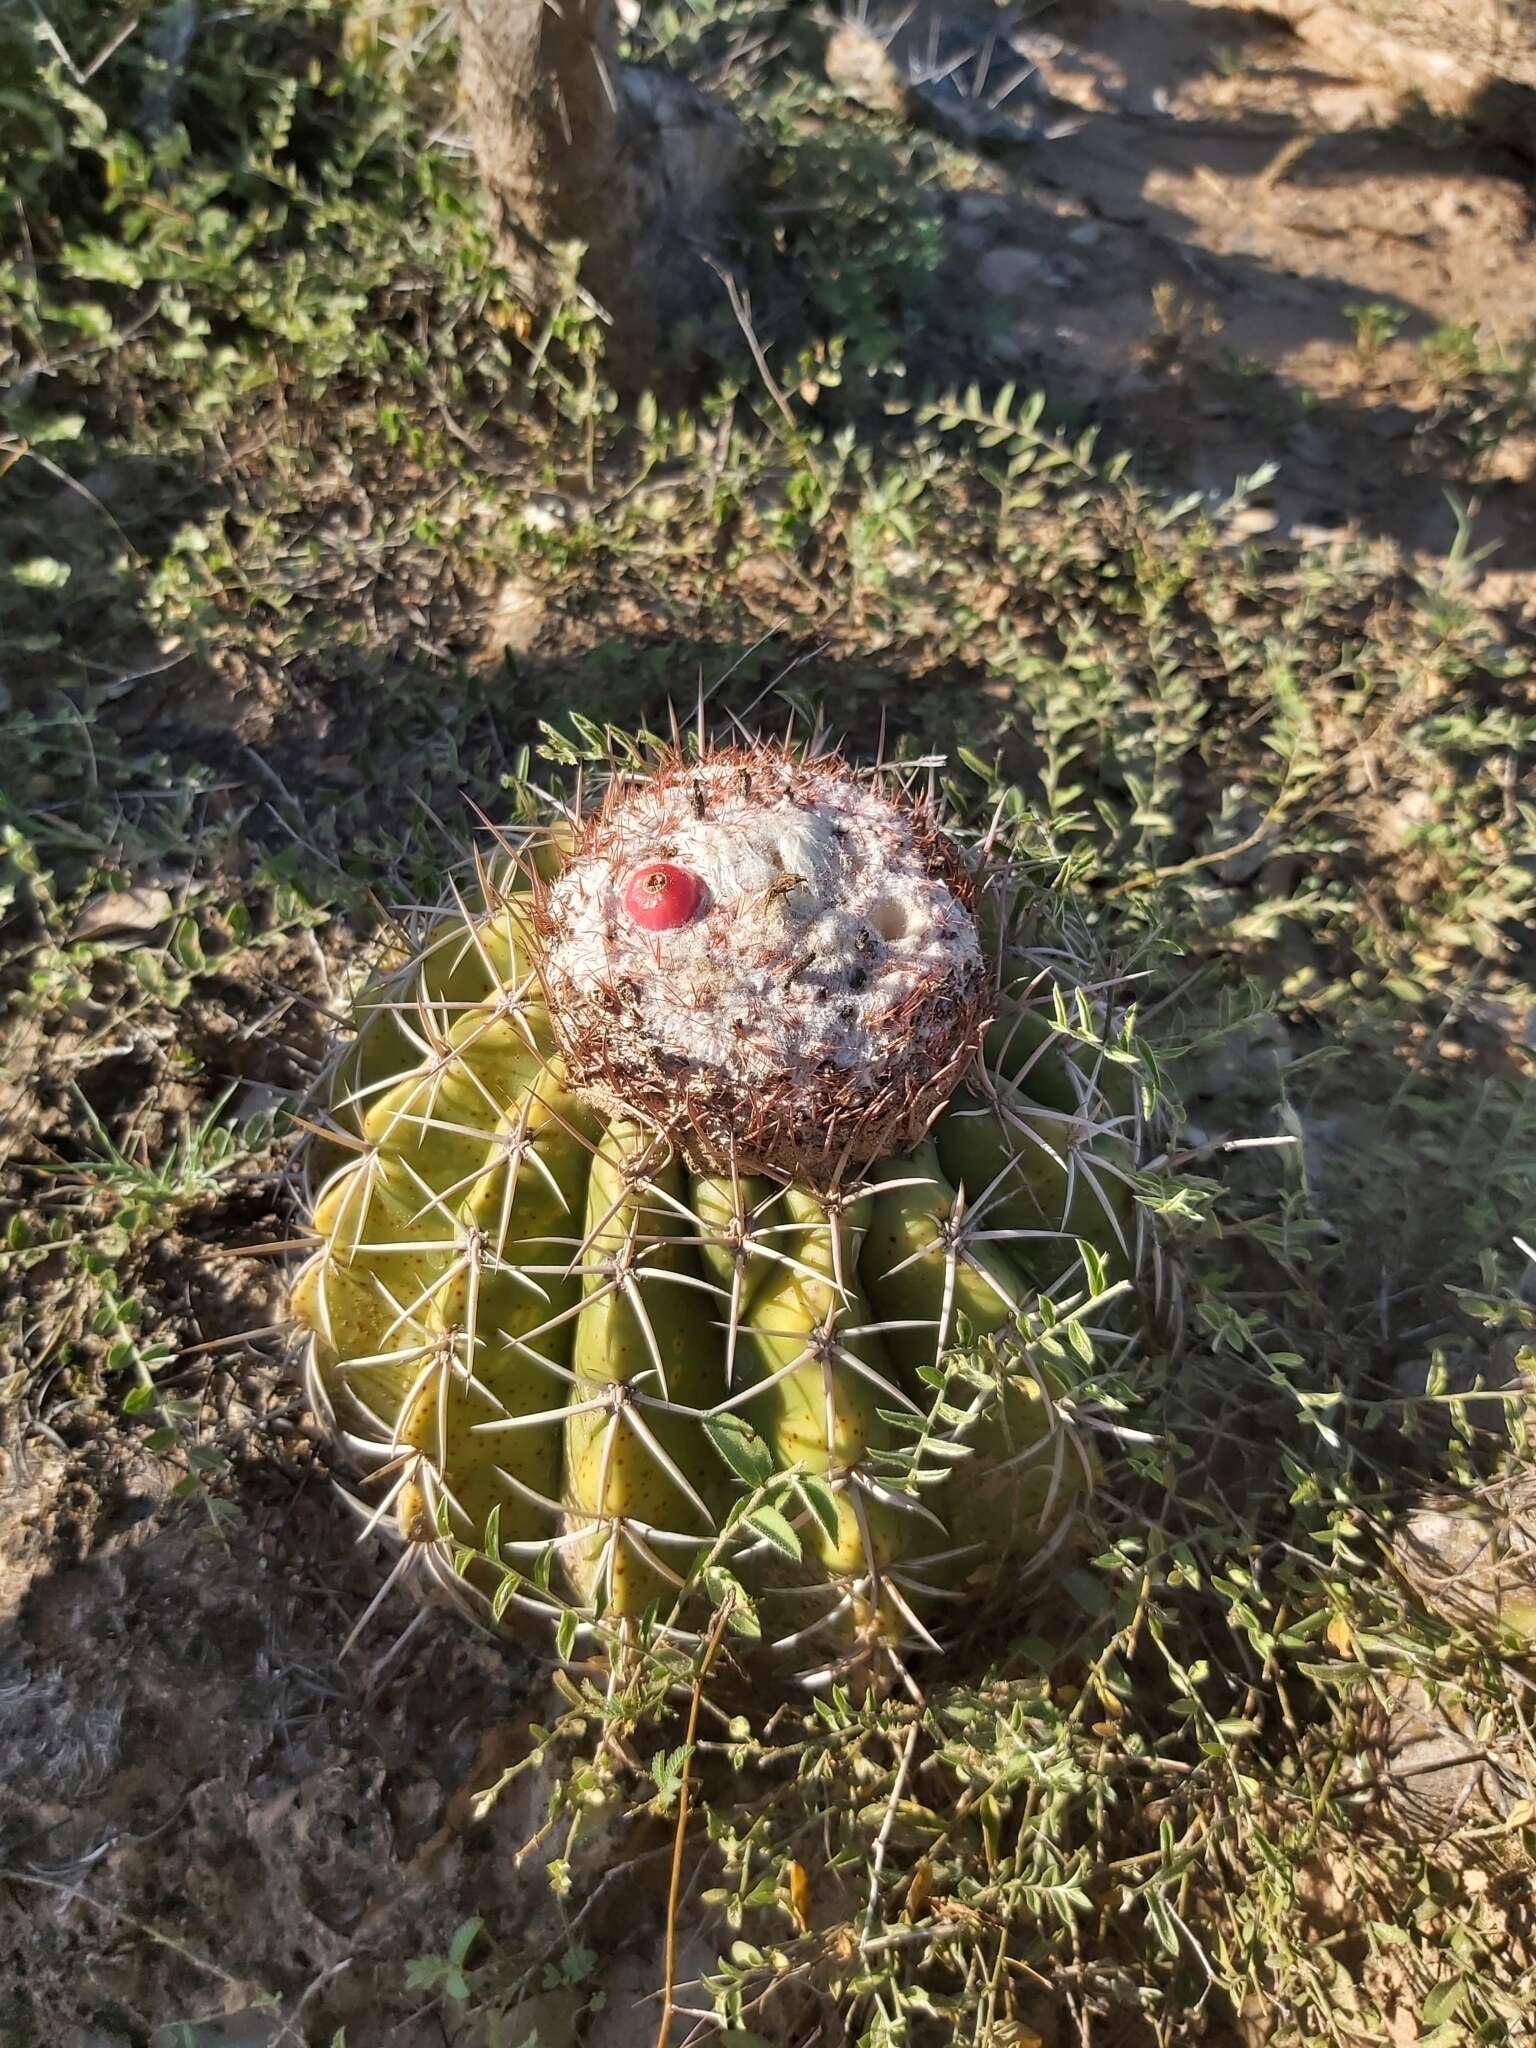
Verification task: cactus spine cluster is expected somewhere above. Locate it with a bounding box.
[293,741,1174,1685]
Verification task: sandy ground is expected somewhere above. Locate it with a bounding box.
[930,0,1536,619]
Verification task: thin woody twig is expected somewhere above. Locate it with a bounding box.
[655,1599,733,2048]
[862,1719,923,1948]
[1106,778,1318,898]
[702,256,797,432]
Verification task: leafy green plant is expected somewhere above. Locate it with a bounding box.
[43,1083,255,1223]
[1344,299,1410,367]
[407,1916,485,2001]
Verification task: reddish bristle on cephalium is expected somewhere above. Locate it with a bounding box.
[291,735,1182,1694]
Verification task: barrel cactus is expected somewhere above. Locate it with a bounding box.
[292,740,1176,1686]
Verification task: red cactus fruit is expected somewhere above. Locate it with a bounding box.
[623,861,704,931]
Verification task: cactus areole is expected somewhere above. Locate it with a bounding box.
[292,741,1174,1686]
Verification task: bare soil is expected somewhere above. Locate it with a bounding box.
[944,0,1536,619]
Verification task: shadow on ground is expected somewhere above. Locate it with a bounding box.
[779,0,1536,602]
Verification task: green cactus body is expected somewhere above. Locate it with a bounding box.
[296,1153,456,1439]
[741,1195,899,1547]
[410,1064,599,1563]
[859,1140,1092,1598]
[934,1085,1138,1293]
[937,1362,1086,1592]
[982,1008,1085,1115]
[861,1139,1028,1379]
[740,1192,883,1473]
[293,745,1175,1685]
[339,898,546,1126]
[563,1122,732,1623]
[690,1170,782,1311]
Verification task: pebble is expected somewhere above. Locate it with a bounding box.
[976,245,1066,297]
[952,189,1012,228]
[1484,430,1536,485]
[1223,505,1280,543]
[1311,83,1389,131]
[521,494,573,534]
[148,2018,282,2048]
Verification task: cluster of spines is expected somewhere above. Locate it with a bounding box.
[292,804,1171,1689]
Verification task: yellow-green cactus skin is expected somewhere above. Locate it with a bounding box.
[293,743,1177,1686]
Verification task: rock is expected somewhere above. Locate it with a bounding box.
[1170,1011,1293,1114]
[1222,506,1280,545]
[1196,0,1536,162]
[1370,1676,1536,1850]
[70,884,175,945]
[1428,177,1532,243]
[621,63,747,242]
[1393,1470,1536,1643]
[1382,786,1439,843]
[976,245,1065,297]
[1311,82,1391,128]
[390,1773,443,1852]
[733,551,796,596]
[824,21,906,115]
[583,1931,720,2048]
[498,1986,584,2048]
[1286,423,1335,467]
[1010,25,1122,114]
[1288,520,1350,550]
[521,494,574,534]
[952,188,1012,228]
[149,2017,281,2048]
[947,188,1013,256]
[1009,27,1067,64]
[478,573,547,663]
[1483,430,1536,486]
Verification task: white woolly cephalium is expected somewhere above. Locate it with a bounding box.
[536,747,985,1182]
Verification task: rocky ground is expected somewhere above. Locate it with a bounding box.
[840,0,1536,619]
